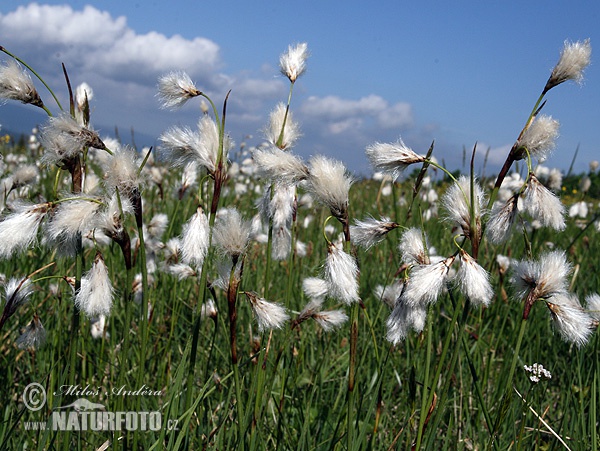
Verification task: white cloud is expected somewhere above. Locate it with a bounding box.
[0,4,426,174]
[0,3,221,83]
[300,94,413,132]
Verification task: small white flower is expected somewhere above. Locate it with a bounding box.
[524,363,552,383]
[279,43,309,83]
[157,71,201,109]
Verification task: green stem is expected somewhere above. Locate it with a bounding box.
[461,332,494,434]
[116,266,134,412]
[488,317,528,448]
[275,82,295,148]
[415,306,434,448]
[414,293,463,449]
[347,301,359,450]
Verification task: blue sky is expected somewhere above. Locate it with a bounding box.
[1,1,599,176]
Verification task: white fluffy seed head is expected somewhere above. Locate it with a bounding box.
[586,293,600,322]
[180,207,210,270]
[213,209,251,261]
[45,197,101,251]
[16,315,47,350]
[524,174,566,231]
[307,155,352,220]
[245,291,290,332]
[441,175,486,238]
[510,250,571,301]
[252,145,308,185]
[279,43,309,82]
[103,146,143,194]
[324,242,360,305]
[350,216,398,249]
[545,39,591,92]
[398,227,429,265]
[365,139,425,179]
[0,202,51,258]
[313,309,348,332]
[456,250,494,307]
[386,299,428,344]
[401,257,454,307]
[302,277,330,301]
[90,315,108,339]
[75,253,114,318]
[264,103,302,150]
[374,280,404,309]
[516,115,559,161]
[39,114,106,165]
[157,71,201,109]
[3,278,33,318]
[546,293,593,347]
[486,195,519,244]
[0,60,43,106]
[159,115,233,174]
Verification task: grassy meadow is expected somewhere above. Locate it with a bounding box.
[0,41,599,450]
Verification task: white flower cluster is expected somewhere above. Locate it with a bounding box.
[524,363,552,383]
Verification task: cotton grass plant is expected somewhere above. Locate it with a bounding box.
[0,38,599,451]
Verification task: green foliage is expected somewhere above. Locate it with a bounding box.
[1,131,599,449]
